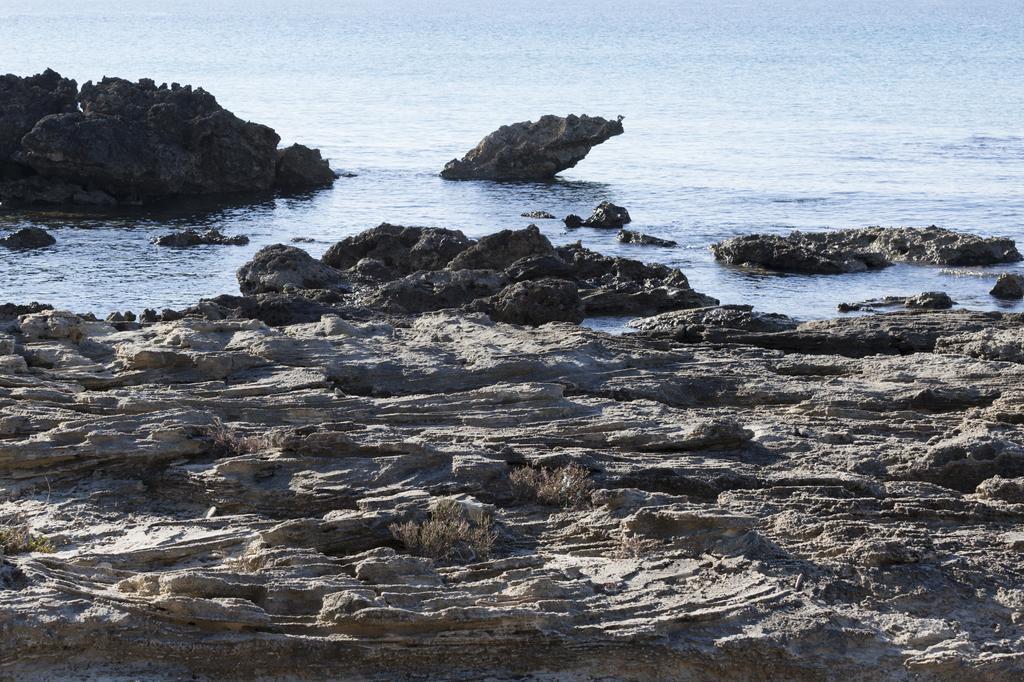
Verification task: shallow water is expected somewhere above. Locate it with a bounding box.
[2,0,1023,320]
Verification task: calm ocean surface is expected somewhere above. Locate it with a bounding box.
[1,0,1023,323]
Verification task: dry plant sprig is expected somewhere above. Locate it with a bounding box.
[0,515,56,556]
[204,417,272,456]
[390,500,496,564]
[510,463,594,509]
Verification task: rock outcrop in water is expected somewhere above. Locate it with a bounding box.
[618,229,677,247]
[991,273,1024,300]
[712,226,1022,274]
[0,226,56,250]
[5,289,1024,677]
[153,228,249,248]
[440,114,624,181]
[0,70,337,206]
[837,291,955,312]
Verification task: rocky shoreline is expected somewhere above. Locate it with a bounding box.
[4,223,1024,680]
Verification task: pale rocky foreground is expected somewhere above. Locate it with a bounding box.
[3,298,1024,680]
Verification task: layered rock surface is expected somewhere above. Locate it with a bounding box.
[440,114,624,181]
[4,299,1024,679]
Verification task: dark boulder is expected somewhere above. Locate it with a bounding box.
[275,144,336,190]
[505,254,575,282]
[0,227,56,250]
[441,114,624,181]
[322,224,472,275]
[618,229,676,247]
[582,202,631,228]
[0,176,116,207]
[563,214,584,229]
[237,244,348,296]
[488,278,584,326]
[991,273,1024,300]
[153,228,249,247]
[447,224,554,271]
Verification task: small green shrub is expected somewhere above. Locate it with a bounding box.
[0,520,55,555]
[510,464,593,509]
[390,500,496,564]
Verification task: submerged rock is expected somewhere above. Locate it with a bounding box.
[440,114,624,181]
[0,226,55,250]
[153,228,249,247]
[618,229,677,247]
[712,226,1021,274]
[520,210,556,219]
[991,273,1024,300]
[563,214,584,228]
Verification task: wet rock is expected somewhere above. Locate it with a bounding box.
[563,214,584,229]
[487,278,584,326]
[618,229,676,247]
[440,114,624,181]
[504,255,574,282]
[0,226,56,249]
[447,225,554,271]
[322,224,471,275]
[838,291,954,312]
[237,244,348,295]
[0,176,116,207]
[991,273,1024,300]
[712,226,1021,274]
[629,304,798,337]
[520,210,555,219]
[153,228,249,247]
[582,201,631,228]
[274,144,336,190]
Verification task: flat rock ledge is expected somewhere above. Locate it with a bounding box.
[712,226,1021,274]
[4,282,1024,678]
[441,114,624,181]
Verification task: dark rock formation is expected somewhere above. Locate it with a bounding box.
[0,226,55,250]
[322,224,471,276]
[365,269,506,314]
[618,229,677,247]
[153,228,249,247]
[275,144,336,190]
[446,225,554,271]
[712,226,1021,274]
[581,201,631,229]
[0,69,77,177]
[563,214,584,228]
[991,273,1024,300]
[440,114,624,181]
[237,244,348,295]
[521,210,555,219]
[0,71,336,205]
[488,278,584,326]
[629,305,798,335]
[838,291,954,312]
